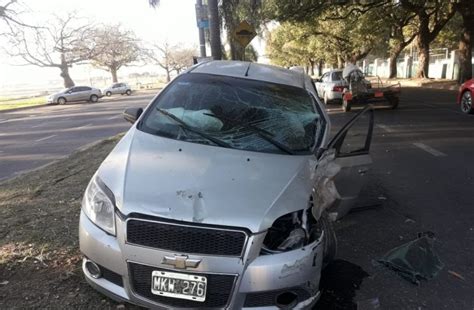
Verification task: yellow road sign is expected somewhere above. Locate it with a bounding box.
[233,21,256,48]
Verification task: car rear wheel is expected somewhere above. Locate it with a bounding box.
[342,98,352,112]
[388,96,399,109]
[460,91,473,114]
[90,95,99,103]
[106,91,112,96]
[58,97,66,105]
[126,89,132,96]
[323,92,330,105]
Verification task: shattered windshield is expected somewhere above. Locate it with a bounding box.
[139,73,324,155]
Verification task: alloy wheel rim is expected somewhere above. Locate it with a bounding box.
[461,92,472,112]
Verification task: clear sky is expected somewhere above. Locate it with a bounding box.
[0,0,200,87]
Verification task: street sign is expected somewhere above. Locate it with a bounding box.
[233,21,256,48]
[195,4,209,29]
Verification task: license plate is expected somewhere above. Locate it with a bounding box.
[151,271,207,302]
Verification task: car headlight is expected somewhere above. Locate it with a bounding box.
[261,208,321,254]
[82,176,116,235]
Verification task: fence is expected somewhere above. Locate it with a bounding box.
[360,50,473,80]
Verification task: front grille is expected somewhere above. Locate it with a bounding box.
[243,287,311,307]
[129,262,236,308]
[100,265,123,287]
[127,219,247,256]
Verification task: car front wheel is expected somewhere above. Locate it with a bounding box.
[58,97,66,105]
[460,90,473,114]
[126,89,132,95]
[90,95,99,103]
[106,91,112,96]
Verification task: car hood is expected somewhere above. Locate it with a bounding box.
[97,129,317,232]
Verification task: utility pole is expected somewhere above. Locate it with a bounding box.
[196,0,207,57]
[207,0,222,60]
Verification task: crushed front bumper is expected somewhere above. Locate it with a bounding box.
[79,211,324,309]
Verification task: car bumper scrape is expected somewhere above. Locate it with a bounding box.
[79,211,323,309]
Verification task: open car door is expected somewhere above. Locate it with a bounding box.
[313,105,374,221]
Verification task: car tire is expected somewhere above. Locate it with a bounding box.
[90,95,99,103]
[106,91,112,97]
[320,211,337,267]
[323,92,330,105]
[388,96,399,109]
[126,89,132,96]
[58,97,66,105]
[460,90,473,114]
[342,98,352,112]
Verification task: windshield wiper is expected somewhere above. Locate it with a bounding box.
[155,108,231,148]
[204,112,294,155]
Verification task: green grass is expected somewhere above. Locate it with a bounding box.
[0,97,47,111]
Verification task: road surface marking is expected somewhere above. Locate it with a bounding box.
[412,142,447,157]
[31,123,45,128]
[35,134,57,142]
[376,124,394,133]
[76,123,93,129]
[106,115,120,120]
[0,119,9,124]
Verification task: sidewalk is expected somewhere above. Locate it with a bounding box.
[368,77,460,91]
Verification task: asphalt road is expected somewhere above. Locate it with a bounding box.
[1,87,473,309]
[321,88,474,309]
[0,93,156,181]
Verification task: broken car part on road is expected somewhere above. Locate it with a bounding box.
[79,61,374,309]
[378,233,444,285]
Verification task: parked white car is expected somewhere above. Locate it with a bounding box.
[314,69,371,105]
[79,61,374,309]
[103,83,132,96]
[47,86,102,105]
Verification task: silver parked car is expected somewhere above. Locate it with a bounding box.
[314,69,371,105]
[103,83,132,96]
[47,86,102,105]
[79,61,373,309]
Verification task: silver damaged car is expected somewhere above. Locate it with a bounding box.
[79,61,374,309]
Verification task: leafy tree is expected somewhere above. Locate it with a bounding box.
[5,12,98,87]
[91,25,142,83]
[400,0,455,78]
[454,0,474,82]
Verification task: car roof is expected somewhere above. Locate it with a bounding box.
[188,60,314,91]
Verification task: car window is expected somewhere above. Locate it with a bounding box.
[139,73,325,155]
[321,73,330,82]
[69,87,79,93]
[331,71,343,81]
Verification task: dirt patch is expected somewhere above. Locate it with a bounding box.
[0,134,139,309]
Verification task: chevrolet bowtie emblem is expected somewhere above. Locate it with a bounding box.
[162,255,201,269]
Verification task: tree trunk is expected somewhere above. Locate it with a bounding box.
[111,67,118,83]
[318,60,323,76]
[388,45,404,79]
[458,10,474,83]
[207,0,222,60]
[415,16,431,79]
[309,60,315,76]
[59,58,74,88]
[165,68,170,83]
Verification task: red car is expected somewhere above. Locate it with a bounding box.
[458,79,474,114]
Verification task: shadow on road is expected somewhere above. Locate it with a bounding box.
[315,259,369,310]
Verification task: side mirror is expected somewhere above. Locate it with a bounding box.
[123,107,143,124]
